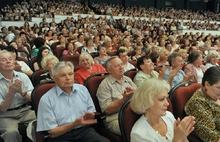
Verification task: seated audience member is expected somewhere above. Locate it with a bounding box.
[0,50,36,142]
[164,52,192,88]
[178,49,188,63]
[33,47,50,71]
[74,53,106,84]
[134,55,166,87]
[62,42,78,56]
[157,49,170,66]
[40,55,59,84]
[37,61,108,142]
[148,51,160,67]
[96,56,137,135]
[81,37,97,54]
[185,66,220,142]
[205,50,219,69]
[31,37,47,58]
[132,46,142,61]
[130,79,195,142]
[56,36,67,48]
[104,37,117,53]
[2,46,33,77]
[117,48,135,72]
[184,51,206,83]
[94,45,110,65]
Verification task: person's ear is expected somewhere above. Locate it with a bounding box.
[204,81,210,88]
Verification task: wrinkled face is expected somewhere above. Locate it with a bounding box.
[42,49,49,57]
[172,56,184,68]
[107,57,124,77]
[0,52,15,72]
[147,89,169,117]
[53,66,74,89]
[80,55,92,69]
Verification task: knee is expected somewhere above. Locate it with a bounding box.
[5,128,20,137]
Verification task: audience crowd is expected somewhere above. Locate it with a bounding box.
[0,0,220,141]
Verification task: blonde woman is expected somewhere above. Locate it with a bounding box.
[130,79,195,142]
[74,53,106,84]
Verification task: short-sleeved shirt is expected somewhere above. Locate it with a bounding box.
[37,84,96,132]
[96,75,137,113]
[0,71,33,109]
[164,67,185,88]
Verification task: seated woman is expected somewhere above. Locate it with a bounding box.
[62,42,79,56]
[130,79,195,142]
[185,66,220,142]
[40,54,59,84]
[133,55,166,87]
[94,45,110,65]
[74,53,106,84]
[2,46,33,77]
[205,50,219,69]
[81,37,97,54]
[184,51,206,83]
[33,47,50,71]
[157,49,170,66]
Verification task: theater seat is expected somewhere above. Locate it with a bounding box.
[84,73,122,142]
[61,54,80,66]
[124,68,138,81]
[170,82,203,142]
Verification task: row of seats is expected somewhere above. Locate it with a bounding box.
[30,72,203,142]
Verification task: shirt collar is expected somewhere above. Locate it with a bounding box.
[0,70,19,81]
[55,84,76,97]
[108,74,128,84]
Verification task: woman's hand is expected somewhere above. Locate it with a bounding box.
[173,116,195,142]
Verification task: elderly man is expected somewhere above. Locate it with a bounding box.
[96,56,137,135]
[164,52,192,88]
[0,50,35,142]
[37,61,107,142]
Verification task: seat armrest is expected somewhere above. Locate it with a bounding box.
[95,112,106,128]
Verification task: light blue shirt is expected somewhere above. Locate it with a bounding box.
[164,67,185,88]
[0,71,33,110]
[37,84,96,132]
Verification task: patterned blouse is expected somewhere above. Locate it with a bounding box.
[184,89,220,142]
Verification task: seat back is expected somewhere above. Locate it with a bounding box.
[55,48,65,59]
[129,60,137,68]
[84,73,109,113]
[31,69,47,87]
[31,82,56,116]
[171,83,202,119]
[124,68,138,81]
[118,100,141,142]
[30,57,37,71]
[61,54,80,66]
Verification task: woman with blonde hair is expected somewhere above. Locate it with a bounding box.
[74,53,106,84]
[130,79,195,142]
[40,54,59,83]
[157,49,170,66]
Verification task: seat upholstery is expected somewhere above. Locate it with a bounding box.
[55,47,65,59]
[124,68,138,81]
[31,82,56,142]
[31,69,47,87]
[171,82,203,142]
[119,98,173,142]
[61,54,80,66]
[84,73,122,142]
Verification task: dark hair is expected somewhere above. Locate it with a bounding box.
[85,37,92,46]
[148,52,159,64]
[36,47,49,69]
[202,66,220,86]
[188,50,202,63]
[116,48,126,57]
[137,55,151,71]
[34,37,45,48]
[2,46,18,59]
[168,52,182,66]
